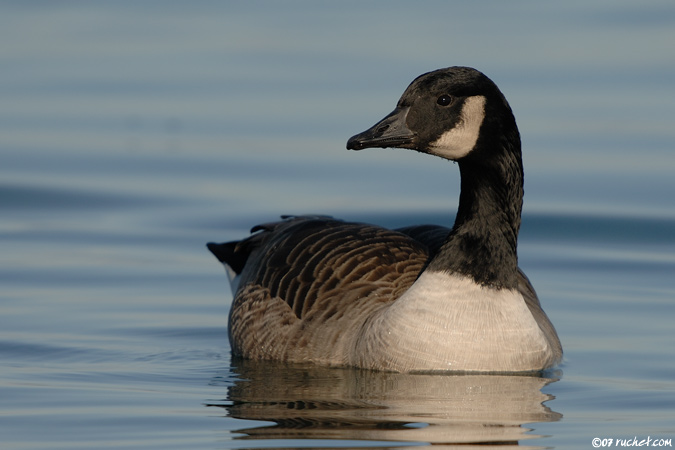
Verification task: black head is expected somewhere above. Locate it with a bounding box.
[346,67,519,162]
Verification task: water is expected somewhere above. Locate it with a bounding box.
[2,1,675,448]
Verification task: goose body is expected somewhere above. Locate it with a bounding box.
[208,67,562,373]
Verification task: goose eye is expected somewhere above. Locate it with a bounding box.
[437,95,453,106]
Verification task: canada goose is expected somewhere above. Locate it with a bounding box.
[208,67,562,373]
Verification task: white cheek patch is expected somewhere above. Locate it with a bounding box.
[429,95,486,160]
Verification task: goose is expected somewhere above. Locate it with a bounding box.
[208,66,562,373]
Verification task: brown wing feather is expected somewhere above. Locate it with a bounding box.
[225,216,431,362]
[237,217,430,318]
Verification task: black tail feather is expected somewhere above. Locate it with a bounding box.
[207,242,247,274]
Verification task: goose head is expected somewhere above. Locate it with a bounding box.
[346,66,519,163]
[348,67,525,289]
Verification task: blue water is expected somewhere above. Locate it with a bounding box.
[2,2,675,449]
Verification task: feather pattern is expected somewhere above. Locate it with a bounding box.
[210,216,432,365]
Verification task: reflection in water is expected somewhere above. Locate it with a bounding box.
[208,359,561,448]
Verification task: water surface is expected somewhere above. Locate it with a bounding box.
[2,2,675,449]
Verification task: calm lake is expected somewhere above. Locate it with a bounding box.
[1,2,674,449]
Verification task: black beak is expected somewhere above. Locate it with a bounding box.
[346,106,415,151]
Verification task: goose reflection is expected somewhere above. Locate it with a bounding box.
[208,360,562,448]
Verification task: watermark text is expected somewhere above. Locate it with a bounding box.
[592,437,672,448]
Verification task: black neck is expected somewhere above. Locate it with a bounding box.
[428,130,524,289]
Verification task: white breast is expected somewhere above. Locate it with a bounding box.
[353,270,552,372]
